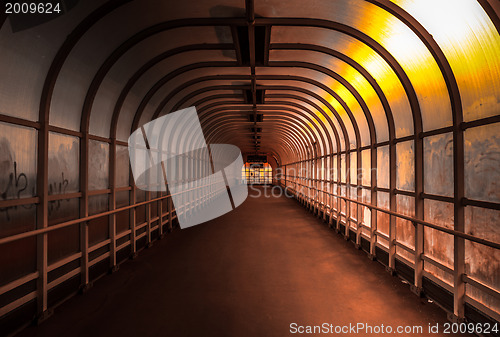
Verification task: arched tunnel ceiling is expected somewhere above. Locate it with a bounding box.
[0,0,499,164]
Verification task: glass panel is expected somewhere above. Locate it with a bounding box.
[89,140,109,190]
[116,190,130,234]
[333,156,338,181]
[0,123,37,282]
[464,123,500,203]
[396,141,414,192]
[0,122,37,200]
[268,49,389,142]
[48,197,79,264]
[396,0,500,123]
[361,149,371,187]
[350,186,358,223]
[136,188,146,203]
[48,197,79,226]
[0,213,36,285]
[48,132,79,195]
[258,66,370,148]
[377,145,389,189]
[361,188,371,237]
[116,145,130,187]
[350,152,357,184]
[377,191,390,248]
[465,241,500,315]
[88,194,109,246]
[270,26,413,138]
[396,195,415,262]
[424,133,453,197]
[465,206,500,313]
[424,199,454,286]
[340,154,346,183]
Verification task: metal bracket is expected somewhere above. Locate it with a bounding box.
[447,312,466,323]
[34,309,53,325]
[79,281,93,294]
[367,253,376,261]
[410,285,423,297]
[385,266,396,276]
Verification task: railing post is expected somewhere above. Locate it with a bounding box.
[387,211,396,275]
[79,221,90,291]
[158,194,164,238]
[369,145,378,260]
[109,138,117,272]
[130,185,137,259]
[146,189,152,248]
[79,133,91,292]
[167,195,173,232]
[412,221,423,296]
[369,204,377,260]
[35,112,51,323]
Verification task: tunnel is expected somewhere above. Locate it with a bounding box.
[0,0,499,336]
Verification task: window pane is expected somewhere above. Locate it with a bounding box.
[396,141,414,192]
[465,123,500,203]
[377,145,389,189]
[424,199,454,286]
[116,145,130,187]
[0,122,37,200]
[48,132,79,195]
[424,133,453,197]
[89,140,109,190]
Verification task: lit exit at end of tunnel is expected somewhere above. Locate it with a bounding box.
[0,1,499,337]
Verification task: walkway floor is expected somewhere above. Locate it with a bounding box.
[17,187,470,337]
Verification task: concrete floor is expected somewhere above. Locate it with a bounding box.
[17,187,471,337]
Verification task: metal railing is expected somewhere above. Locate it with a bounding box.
[281,178,500,321]
[0,183,228,318]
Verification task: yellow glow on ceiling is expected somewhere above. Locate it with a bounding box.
[393,0,500,121]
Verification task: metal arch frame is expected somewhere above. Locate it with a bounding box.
[177,105,315,158]
[154,74,360,150]
[201,110,322,153]
[34,0,131,321]
[190,96,328,160]
[186,90,342,155]
[165,82,350,152]
[145,98,308,163]
[197,111,318,160]
[198,103,331,154]
[125,58,374,223]
[268,43,396,257]
[367,0,466,319]
[207,126,305,161]
[126,58,371,151]
[108,43,236,138]
[170,114,306,165]
[163,82,348,191]
[164,77,355,217]
[199,111,314,148]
